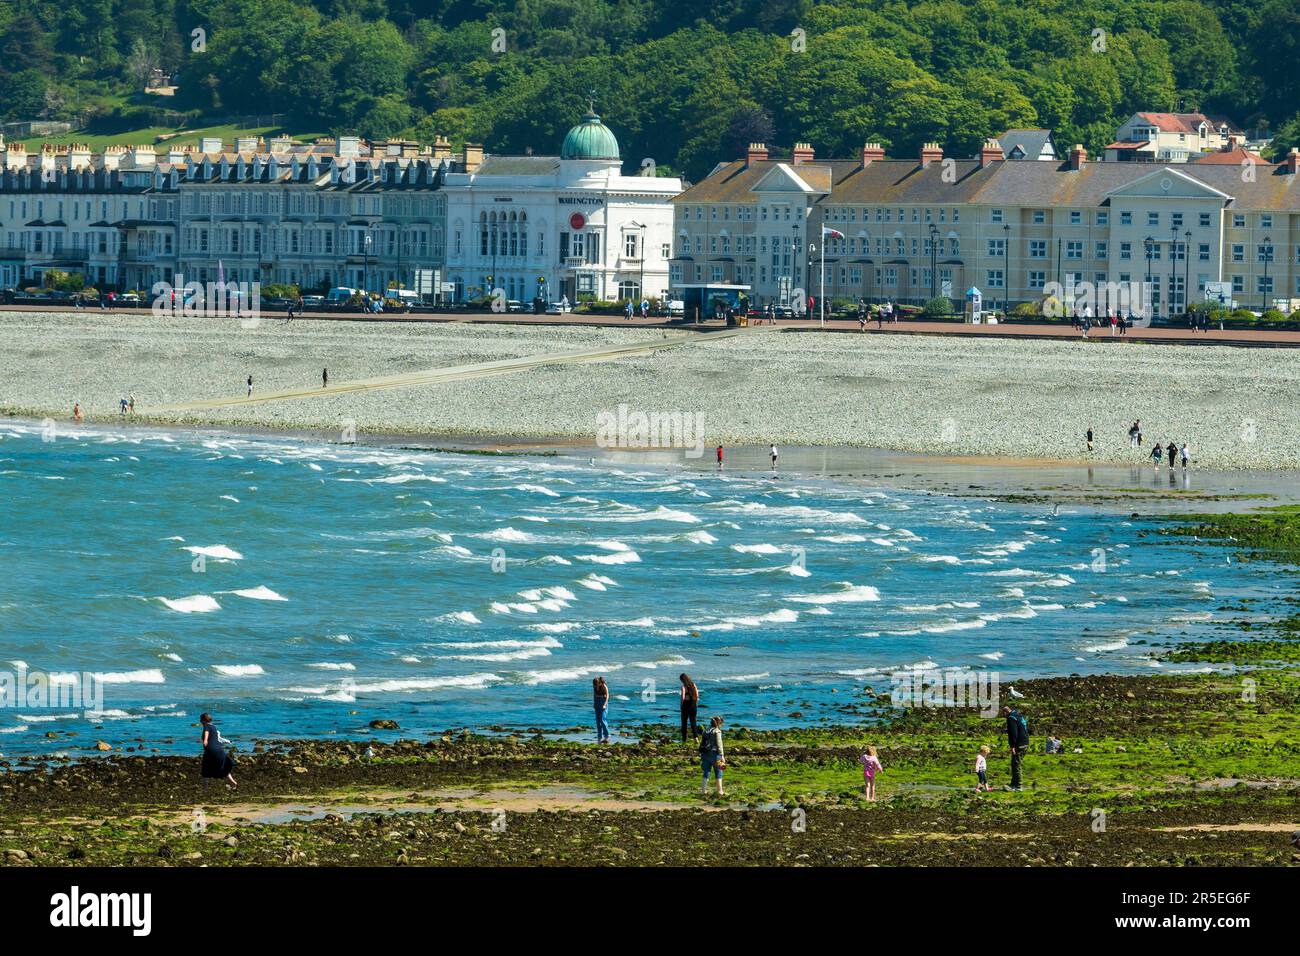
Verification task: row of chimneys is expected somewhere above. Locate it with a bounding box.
[742,139,1300,173]
[0,134,487,175]
[747,139,1013,169]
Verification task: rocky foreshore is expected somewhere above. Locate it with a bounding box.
[2,672,1297,867]
[4,310,1300,469]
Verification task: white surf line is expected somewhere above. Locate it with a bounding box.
[151,327,763,412]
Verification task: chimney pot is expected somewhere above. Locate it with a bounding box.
[1068,143,1087,170]
[920,142,943,167]
[791,142,815,165]
[979,139,1004,167]
[746,142,769,166]
[1287,148,1299,175]
[861,142,885,167]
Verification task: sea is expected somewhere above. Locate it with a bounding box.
[0,420,1289,756]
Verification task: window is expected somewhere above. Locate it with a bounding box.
[1198,243,1210,261]
[1097,211,1109,226]
[1231,275,1243,292]
[988,238,1005,258]
[1029,240,1046,259]
[1232,214,1245,228]
[1028,270,1045,290]
[1095,242,1108,259]
[1257,275,1273,294]
[990,209,1003,224]
[1033,210,1046,224]
[1065,241,1083,260]
[1120,211,1132,226]
[623,233,639,258]
[1199,213,1211,227]
[1261,215,1273,229]
[1257,243,1274,263]
[1069,211,1081,225]
[1147,211,1159,227]
[1120,242,1132,260]
[1232,244,1244,262]
[1172,212,1183,228]
[986,270,1004,288]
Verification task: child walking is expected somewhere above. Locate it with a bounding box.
[975,745,990,792]
[859,745,882,801]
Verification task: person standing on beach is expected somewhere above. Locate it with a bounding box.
[1168,442,1178,468]
[1128,422,1138,448]
[592,677,611,744]
[975,745,991,793]
[73,402,83,423]
[200,712,237,790]
[770,444,779,470]
[859,744,883,801]
[679,673,700,743]
[246,374,253,398]
[322,368,329,389]
[1180,442,1191,470]
[128,394,135,415]
[699,715,725,798]
[1001,705,1028,791]
[1151,442,1163,469]
[716,445,724,469]
[1086,426,1094,452]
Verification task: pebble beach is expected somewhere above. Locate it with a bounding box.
[3,309,1299,470]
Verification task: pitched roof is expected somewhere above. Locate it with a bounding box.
[1189,146,1267,165]
[997,129,1055,160]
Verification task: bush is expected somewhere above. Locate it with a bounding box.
[920,296,953,318]
[1261,308,1288,324]
[43,269,86,293]
[262,283,300,300]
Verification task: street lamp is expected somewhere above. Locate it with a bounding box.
[1144,236,1154,320]
[1002,223,1010,318]
[791,223,800,314]
[928,223,938,302]
[364,230,372,295]
[638,222,646,304]
[1261,235,1273,311]
[1169,225,1178,319]
[1184,230,1191,321]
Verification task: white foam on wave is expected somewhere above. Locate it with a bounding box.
[230,585,288,602]
[478,527,537,543]
[514,483,560,497]
[790,582,881,604]
[307,662,356,670]
[576,549,640,565]
[213,664,265,677]
[441,610,482,625]
[731,543,783,555]
[158,594,221,614]
[1082,637,1129,653]
[520,663,623,685]
[182,544,243,561]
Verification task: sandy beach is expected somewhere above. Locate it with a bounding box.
[3,309,1299,470]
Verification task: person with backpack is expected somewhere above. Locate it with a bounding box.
[699,715,725,798]
[1001,705,1029,791]
[679,673,700,743]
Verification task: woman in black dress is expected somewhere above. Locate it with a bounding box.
[200,713,237,790]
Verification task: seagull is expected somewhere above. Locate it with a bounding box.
[363,745,375,759]
[1009,685,1025,699]
[1051,504,1060,516]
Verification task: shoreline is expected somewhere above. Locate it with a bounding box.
[8,412,1300,513]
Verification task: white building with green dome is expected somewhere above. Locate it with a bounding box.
[441,110,682,305]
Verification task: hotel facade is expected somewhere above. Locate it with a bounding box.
[670,140,1300,316]
[0,111,681,306]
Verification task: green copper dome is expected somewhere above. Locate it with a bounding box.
[561,111,620,161]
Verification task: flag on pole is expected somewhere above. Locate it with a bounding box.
[822,227,845,240]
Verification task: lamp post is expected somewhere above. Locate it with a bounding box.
[1169,225,1178,319]
[491,219,499,299]
[1002,223,1010,318]
[638,222,646,304]
[1261,235,1273,311]
[928,223,938,302]
[791,223,800,314]
[364,231,372,295]
[1184,229,1191,320]
[1144,236,1154,320]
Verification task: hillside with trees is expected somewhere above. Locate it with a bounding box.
[0,0,1296,179]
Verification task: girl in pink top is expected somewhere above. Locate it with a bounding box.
[859,745,882,801]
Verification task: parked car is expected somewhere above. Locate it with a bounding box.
[506,299,525,313]
[544,300,572,315]
[300,295,324,309]
[666,299,685,317]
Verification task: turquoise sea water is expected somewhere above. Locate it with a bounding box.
[0,421,1288,756]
